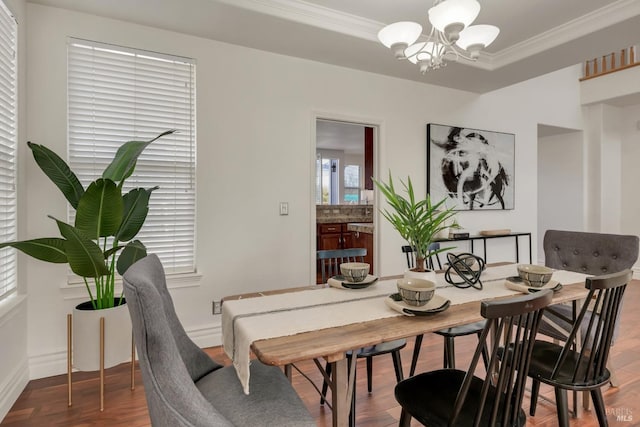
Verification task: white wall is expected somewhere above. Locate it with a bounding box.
[537,131,584,261]
[429,66,585,265]
[0,4,588,406]
[621,104,640,236]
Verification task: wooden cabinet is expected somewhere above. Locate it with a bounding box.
[317,223,351,250]
[364,127,374,190]
[352,230,374,272]
[317,222,374,283]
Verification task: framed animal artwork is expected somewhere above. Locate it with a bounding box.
[427,123,515,211]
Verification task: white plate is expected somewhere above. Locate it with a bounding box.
[328,275,378,289]
[504,277,562,294]
[385,293,450,316]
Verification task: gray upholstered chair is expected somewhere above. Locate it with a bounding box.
[538,229,639,388]
[122,254,316,427]
[539,229,638,341]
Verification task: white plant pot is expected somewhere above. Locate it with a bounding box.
[404,269,437,283]
[435,228,450,240]
[72,298,132,372]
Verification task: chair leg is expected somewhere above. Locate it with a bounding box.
[399,408,412,427]
[444,336,455,369]
[478,331,489,369]
[529,379,540,416]
[409,334,423,377]
[591,388,609,427]
[392,350,404,382]
[554,388,570,427]
[349,361,356,427]
[366,356,373,393]
[608,359,619,387]
[320,362,332,405]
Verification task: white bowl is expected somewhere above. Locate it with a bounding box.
[340,262,370,282]
[517,264,553,288]
[397,278,436,306]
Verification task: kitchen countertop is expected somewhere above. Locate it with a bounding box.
[317,217,372,224]
[347,222,373,234]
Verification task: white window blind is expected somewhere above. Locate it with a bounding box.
[67,39,196,275]
[0,2,17,300]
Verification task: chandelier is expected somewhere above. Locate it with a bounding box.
[377,0,499,73]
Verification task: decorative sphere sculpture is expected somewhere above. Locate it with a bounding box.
[444,253,486,290]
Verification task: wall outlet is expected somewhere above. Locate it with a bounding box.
[212,300,222,315]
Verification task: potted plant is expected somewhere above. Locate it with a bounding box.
[0,129,174,370]
[373,172,456,279]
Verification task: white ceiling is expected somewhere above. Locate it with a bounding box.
[316,120,367,154]
[30,0,640,93]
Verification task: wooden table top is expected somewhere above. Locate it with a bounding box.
[224,265,589,366]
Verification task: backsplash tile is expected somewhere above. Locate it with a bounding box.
[316,205,373,223]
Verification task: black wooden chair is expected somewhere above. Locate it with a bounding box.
[402,244,487,375]
[317,248,406,426]
[395,289,553,426]
[317,248,368,284]
[527,269,632,427]
[402,243,442,270]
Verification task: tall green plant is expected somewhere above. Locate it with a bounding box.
[0,130,174,309]
[373,172,456,272]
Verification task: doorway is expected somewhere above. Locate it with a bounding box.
[314,118,377,281]
[537,124,584,262]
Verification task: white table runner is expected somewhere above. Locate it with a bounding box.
[221,264,588,393]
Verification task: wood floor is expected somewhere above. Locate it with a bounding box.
[4,281,640,426]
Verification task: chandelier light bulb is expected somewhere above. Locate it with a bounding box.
[428,0,480,33]
[377,22,423,59]
[456,24,500,50]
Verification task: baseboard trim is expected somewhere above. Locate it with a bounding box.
[28,322,222,380]
[0,359,29,422]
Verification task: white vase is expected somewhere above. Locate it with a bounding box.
[72,298,132,371]
[403,269,437,283]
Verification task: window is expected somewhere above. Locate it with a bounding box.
[67,39,196,275]
[0,2,17,300]
[343,164,360,203]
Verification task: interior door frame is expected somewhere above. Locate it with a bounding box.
[310,111,385,284]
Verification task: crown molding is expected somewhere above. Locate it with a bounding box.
[214,0,382,42]
[482,0,640,69]
[214,0,640,72]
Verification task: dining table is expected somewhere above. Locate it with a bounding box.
[221,263,590,427]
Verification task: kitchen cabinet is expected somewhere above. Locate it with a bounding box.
[317,222,374,283]
[317,223,353,250]
[352,230,374,272]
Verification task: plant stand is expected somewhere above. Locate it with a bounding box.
[66,313,135,411]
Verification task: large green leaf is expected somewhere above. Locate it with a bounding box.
[102,130,175,183]
[27,142,85,209]
[116,186,158,241]
[52,217,109,277]
[75,179,124,239]
[116,240,147,275]
[0,238,68,263]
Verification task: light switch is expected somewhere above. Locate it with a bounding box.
[279,202,289,215]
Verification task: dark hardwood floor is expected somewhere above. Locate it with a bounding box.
[4,280,640,426]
